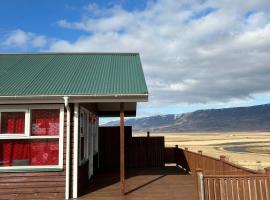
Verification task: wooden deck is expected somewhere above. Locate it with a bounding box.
[78,166,197,200]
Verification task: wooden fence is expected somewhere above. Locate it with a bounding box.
[99,127,165,169]
[98,126,132,170]
[127,137,165,168]
[169,147,270,200]
[202,174,270,200]
[169,147,264,175]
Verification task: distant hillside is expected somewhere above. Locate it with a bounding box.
[104,104,270,132]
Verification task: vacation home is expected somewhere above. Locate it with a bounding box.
[0,52,148,199]
[1,53,270,200]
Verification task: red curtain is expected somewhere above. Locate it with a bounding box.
[0,139,59,166]
[1,112,25,134]
[30,140,59,165]
[0,140,30,166]
[31,109,59,136]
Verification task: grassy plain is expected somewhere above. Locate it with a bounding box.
[133,132,270,170]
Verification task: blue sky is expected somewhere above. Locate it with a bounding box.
[1,0,270,120]
[0,0,148,42]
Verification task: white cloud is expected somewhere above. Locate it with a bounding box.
[3,29,47,48]
[1,1,269,117]
[4,29,29,46]
[48,0,270,106]
[148,79,199,92]
[57,6,135,33]
[32,35,47,47]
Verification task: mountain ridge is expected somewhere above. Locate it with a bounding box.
[103,104,270,132]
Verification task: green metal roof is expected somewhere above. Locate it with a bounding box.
[0,53,148,97]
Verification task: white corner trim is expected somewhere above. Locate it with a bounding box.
[64,97,70,199]
[73,103,79,198]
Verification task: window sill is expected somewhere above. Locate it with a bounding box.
[0,135,60,139]
[0,166,63,173]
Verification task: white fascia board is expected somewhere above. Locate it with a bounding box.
[0,94,148,104]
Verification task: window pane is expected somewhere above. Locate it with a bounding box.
[31,109,59,136]
[0,139,59,166]
[0,112,25,134]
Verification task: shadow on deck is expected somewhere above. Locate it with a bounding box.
[78,166,197,200]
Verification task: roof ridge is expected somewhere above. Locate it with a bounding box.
[0,52,139,55]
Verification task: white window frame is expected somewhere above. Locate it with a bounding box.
[0,106,30,137]
[0,104,64,171]
[79,106,89,166]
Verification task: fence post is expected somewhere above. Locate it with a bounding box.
[198,150,203,169]
[264,167,270,199]
[175,145,179,165]
[196,168,204,200]
[147,131,150,137]
[220,155,226,175]
[183,147,189,172]
[265,167,270,175]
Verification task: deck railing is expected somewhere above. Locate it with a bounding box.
[165,146,270,199]
[165,146,264,175]
[202,173,270,200]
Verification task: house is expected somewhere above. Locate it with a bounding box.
[0,52,148,199]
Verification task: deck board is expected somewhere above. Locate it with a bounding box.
[78,166,197,200]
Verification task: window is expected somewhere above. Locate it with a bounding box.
[0,105,64,171]
[0,110,28,135]
[0,139,59,166]
[31,109,59,136]
[79,107,89,165]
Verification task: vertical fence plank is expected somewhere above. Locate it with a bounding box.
[259,179,264,200]
[210,178,215,200]
[227,178,232,200]
[216,178,221,200]
[204,178,209,200]
[225,179,229,200]
[247,178,252,200]
[264,177,269,200]
[220,178,226,200]
[265,168,270,200]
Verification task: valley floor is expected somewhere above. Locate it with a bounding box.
[133,132,270,170]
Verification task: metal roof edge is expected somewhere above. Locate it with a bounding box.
[0,93,148,98]
[0,94,149,104]
[0,52,140,55]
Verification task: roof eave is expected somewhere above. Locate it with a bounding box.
[0,94,149,104]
